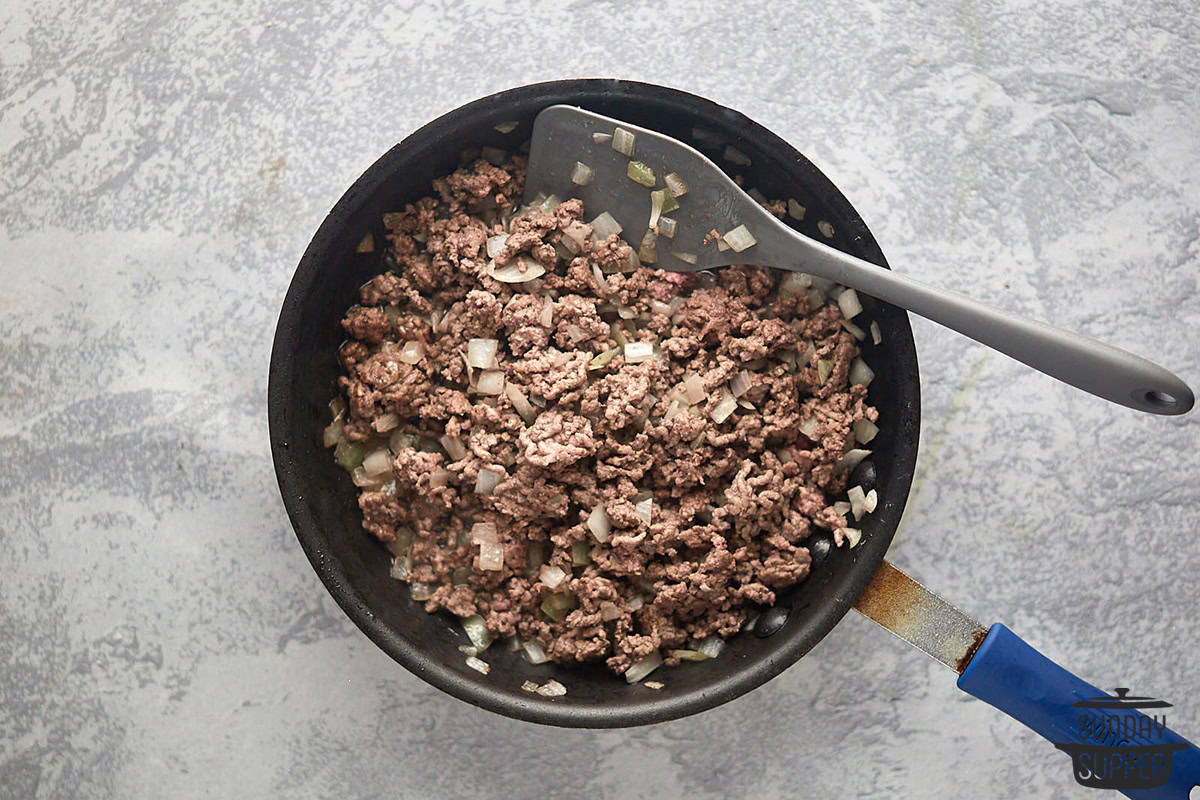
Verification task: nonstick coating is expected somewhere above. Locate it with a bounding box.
[268,79,921,727]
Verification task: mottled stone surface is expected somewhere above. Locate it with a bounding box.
[2,1,1197,797]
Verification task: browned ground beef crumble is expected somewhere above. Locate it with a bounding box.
[333,155,876,675]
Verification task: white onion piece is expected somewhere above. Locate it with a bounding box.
[504,383,537,424]
[592,132,612,144]
[838,449,871,470]
[616,306,636,320]
[611,127,635,156]
[478,541,505,571]
[848,485,867,520]
[624,651,663,683]
[475,369,505,395]
[730,370,753,397]
[656,217,676,238]
[361,449,392,477]
[841,319,866,341]
[672,251,698,264]
[648,189,665,229]
[591,263,609,294]
[462,615,493,650]
[372,412,400,433]
[779,272,811,297]
[474,466,504,495]
[627,595,644,611]
[723,224,757,253]
[467,338,499,369]
[536,679,567,697]
[589,211,622,240]
[817,220,835,238]
[650,300,673,316]
[587,504,612,543]
[638,230,657,264]
[523,640,549,664]
[682,374,707,405]
[723,145,751,165]
[696,636,725,659]
[838,288,863,319]
[787,198,806,220]
[539,299,554,328]
[539,564,568,589]
[849,357,875,387]
[488,256,546,283]
[465,656,490,674]
[844,527,863,548]
[864,489,878,514]
[635,497,654,526]
[570,161,594,186]
[397,340,425,365]
[664,172,688,197]
[599,602,622,621]
[623,341,655,363]
[853,418,878,444]
[486,234,509,258]
[470,522,498,544]
[323,420,345,447]
[561,221,591,252]
[440,435,468,461]
[711,387,738,423]
[833,500,851,516]
[429,469,452,489]
[870,321,882,345]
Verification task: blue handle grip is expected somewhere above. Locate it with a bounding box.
[958,624,1200,799]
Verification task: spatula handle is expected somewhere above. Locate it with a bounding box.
[958,624,1200,798]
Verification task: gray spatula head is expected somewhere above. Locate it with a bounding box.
[526,104,781,272]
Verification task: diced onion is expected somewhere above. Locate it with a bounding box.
[462,614,493,650]
[504,383,537,424]
[848,485,867,520]
[711,387,738,423]
[465,655,490,674]
[440,435,468,461]
[396,340,424,365]
[870,321,882,345]
[635,497,654,526]
[696,636,725,659]
[837,288,863,319]
[587,504,612,542]
[853,418,879,444]
[625,651,663,683]
[672,649,710,662]
[643,681,664,690]
[623,341,655,363]
[475,466,504,495]
[467,338,499,369]
[588,347,619,370]
[627,160,655,187]
[429,469,453,489]
[488,256,546,283]
[521,680,539,693]
[723,145,751,165]
[599,602,622,621]
[838,449,871,470]
[591,263,609,294]
[523,640,550,664]
[656,217,677,238]
[798,418,819,439]
[841,319,866,341]
[648,189,665,229]
[664,172,688,197]
[361,448,392,477]
[723,224,757,252]
[571,540,592,566]
[471,522,498,544]
[351,465,381,487]
[616,306,635,321]
[372,412,400,433]
[833,500,851,516]
[787,198,806,220]
[672,251,698,264]
[494,120,519,133]
[539,564,568,589]
[590,211,622,240]
[638,230,657,264]
[561,221,591,253]
[592,132,612,144]
[476,369,505,395]
[816,359,833,384]
[356,232,374,253]
[536,679,567,697]
[730,370,753,397]
[478,541,505,571]
[844,527,863,548]
[570,161,594,186]
[849,357,875,387]
[682,374,707,405]
[410,582,435,601]
[611,127,635,156]
[323,419,345,447]
[864,489,878,513]
[486,234,508,258]
[650,300,673,316]
[817,220,835,238]
[627,595,643,611]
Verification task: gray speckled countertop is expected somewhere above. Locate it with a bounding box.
[3,1,1198,798]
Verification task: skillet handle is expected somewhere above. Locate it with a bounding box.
[957,624,1200,799]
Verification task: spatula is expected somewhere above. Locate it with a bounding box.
[524,105,1194,416]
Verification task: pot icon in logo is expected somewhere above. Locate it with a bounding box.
[1055,688,1188,790]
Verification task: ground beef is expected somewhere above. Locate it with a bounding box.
[331,156,877,677]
